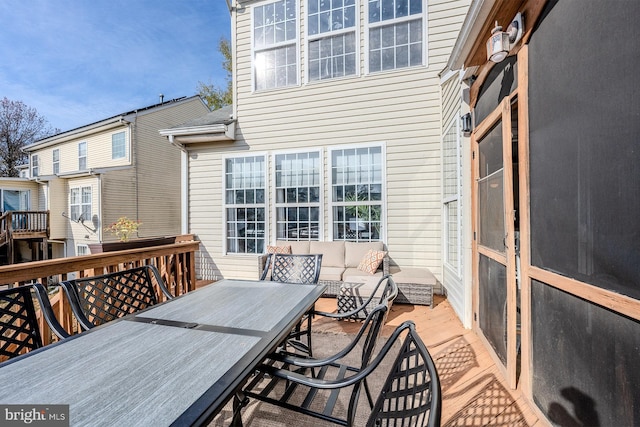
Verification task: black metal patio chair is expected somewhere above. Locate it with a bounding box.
[1,283,69,364]
[59,265,173,331]
[260,253,323,356]
[238,318,441,427]
[316,274,398,321]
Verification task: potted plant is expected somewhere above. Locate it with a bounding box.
[104,216,142,242]
[88,217,175,253]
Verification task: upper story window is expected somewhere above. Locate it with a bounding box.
[52,149,60,175]
[274,151,322,241]
[70,186,91,222]
[112,132,126,159]
[31,155,39,177]
[307,0,357,81]
[78,142,87,170]
[224,155,266,254]
[367,0,425,73]
[253,0,298,91]
[330,145,384,242]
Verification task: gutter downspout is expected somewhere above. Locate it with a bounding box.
[168,135,189,234]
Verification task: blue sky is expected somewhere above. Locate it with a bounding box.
[0,1,231,132]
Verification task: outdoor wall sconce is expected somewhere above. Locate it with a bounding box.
[461,113,473,136]
[486,12,524,63]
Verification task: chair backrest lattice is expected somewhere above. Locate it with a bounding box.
[261,254,323,284]
[367,323,441,427]
[61,265,172,329]
[0,286,42,363]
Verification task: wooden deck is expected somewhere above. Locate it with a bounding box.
[313,295,543,427]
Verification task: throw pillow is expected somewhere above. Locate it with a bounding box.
[267,245,292,254]
[357,249,386,275]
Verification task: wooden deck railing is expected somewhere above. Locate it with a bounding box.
[0,235,199,345]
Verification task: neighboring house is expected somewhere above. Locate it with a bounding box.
[441,0,640,425]
[22,96,210,258]
[161,0,471,283]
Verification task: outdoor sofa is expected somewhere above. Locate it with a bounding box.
[258,240,436,307]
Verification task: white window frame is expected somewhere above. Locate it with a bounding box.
[305,0,359,83]
[70,186,92,222]
[328,143,386,242]
[223,153,268,254]
[111,131,126,160]
[78,141,87,170]
[442,117,462,275]
[31,155,39,177]
[365,0,428,74]
[52,149,60,175]
[251,0,300,91]
[76,244,89,256]
[272,149,323,242]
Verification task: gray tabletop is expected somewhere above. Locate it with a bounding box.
[0,279,326,426]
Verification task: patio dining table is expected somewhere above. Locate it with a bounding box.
[0,279,326,426]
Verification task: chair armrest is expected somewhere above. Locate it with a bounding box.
[315,275,397,320]
[271,303,388,368]
[258,253,272,280]
[59,281,96,332]
[146,265,174,300]
[31,283,70,339]
[262,321,416,390]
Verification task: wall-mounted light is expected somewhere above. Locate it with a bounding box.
[486,13,524,63]
[461,113,473,136]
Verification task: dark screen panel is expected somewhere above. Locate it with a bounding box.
[528,0,640,299]
[474,56,517,125]
[478,254,506,364]
[532,280,640,426]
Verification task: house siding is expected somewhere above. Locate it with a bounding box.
[130,97,209,239]
[34,124,130,176]
[23,96,209,256]
[188,0,470,281]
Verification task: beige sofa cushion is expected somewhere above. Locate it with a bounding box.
[342,267,383,281]
[319,266,346,282]
[389,267,437,285]
[277,240,310,254]
[310,241,345,268]
[345,241,384,267]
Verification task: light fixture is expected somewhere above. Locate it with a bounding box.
[461,113,472,136]
[486,13,524,63]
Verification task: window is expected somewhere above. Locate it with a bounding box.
[367,0,425,72]
[31,155,39,177]
[330,145,384,241]
[443,119,461,273]
[78,142,87,170]
[52,149,60,174]
[225,156,266,253]
[307,0,357,81]
[112,132,126,159]
[76,245,89,256]
[253,0,298,90]
[70,186,91,222]
[275,151,321,240]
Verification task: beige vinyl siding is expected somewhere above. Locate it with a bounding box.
[0,179,39,210]
[133,98,209,238]
[32,126,130,176]
[48,178,68,240]
[187,0,469,280]
[100,168,137,242]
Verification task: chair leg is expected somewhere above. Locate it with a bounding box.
[231,391,249,427]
